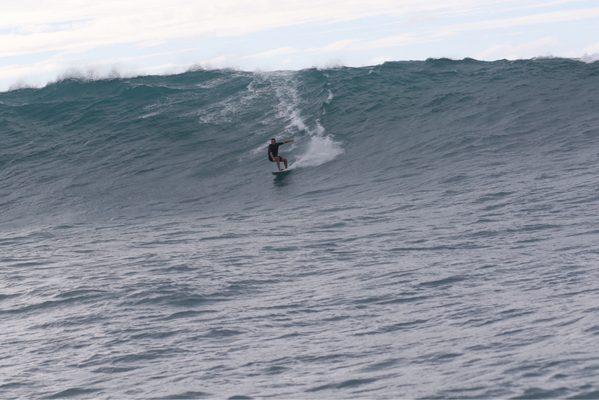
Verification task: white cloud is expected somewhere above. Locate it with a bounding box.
[307,39,354,53]
[0,1,434,57]
[244,40,354,63]
[475,36,561,60]
[441,6,599,35]
[367,34,419,49]
[1,0,543,58]
[2,0,599,90]
[245,47,298,60]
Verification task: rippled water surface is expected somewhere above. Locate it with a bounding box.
[2,59,599,398]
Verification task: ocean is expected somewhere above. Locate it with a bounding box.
[1,58,599,398]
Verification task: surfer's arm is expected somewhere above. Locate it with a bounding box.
[282,139,294,144]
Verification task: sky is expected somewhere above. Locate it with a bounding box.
[2,0,599,91]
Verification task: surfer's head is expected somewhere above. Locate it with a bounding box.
[270,138,276,144]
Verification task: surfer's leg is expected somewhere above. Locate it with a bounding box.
[282,157,288,169]
[275,157,282,171]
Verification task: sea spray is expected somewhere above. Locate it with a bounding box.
[269,72,343,168]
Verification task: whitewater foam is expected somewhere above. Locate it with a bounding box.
[269,72,343,168]
[293,134,344,168]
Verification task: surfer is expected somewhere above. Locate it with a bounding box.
[268,138,293,171]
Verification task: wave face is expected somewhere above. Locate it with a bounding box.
[2,59,599,398]
[1,59,598,224]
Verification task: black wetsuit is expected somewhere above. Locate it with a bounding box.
[268,142,284,161]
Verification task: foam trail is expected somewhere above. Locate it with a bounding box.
[269,73,343,168]
[293,134,344,168]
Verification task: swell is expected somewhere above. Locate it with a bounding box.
[1,58,598,227]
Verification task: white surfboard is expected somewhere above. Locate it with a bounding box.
[272,169,291,176]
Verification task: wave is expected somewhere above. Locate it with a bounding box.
[1,58,598,227]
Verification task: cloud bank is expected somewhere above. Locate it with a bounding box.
[1,0,599,90]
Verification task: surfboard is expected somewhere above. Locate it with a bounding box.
[272,169,291,176]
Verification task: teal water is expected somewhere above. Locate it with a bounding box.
[1,59,599,398]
